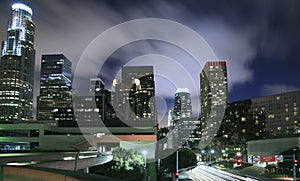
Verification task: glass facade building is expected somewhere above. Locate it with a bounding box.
[37,54,73,125]
[0,3,35,121]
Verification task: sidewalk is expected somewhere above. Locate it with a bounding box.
[272,177,300,180]
[227,166,272,181]
[239,166,299,181]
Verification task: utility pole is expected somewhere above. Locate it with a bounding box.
[293,154,297,181]
[176,149,179,181]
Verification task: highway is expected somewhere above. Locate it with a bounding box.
[186,165,258,181]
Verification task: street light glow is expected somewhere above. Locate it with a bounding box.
[142,150,147,156]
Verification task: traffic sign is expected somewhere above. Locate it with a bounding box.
[275,155,284,162]
[253,156,260,162]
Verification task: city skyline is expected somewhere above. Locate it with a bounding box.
[0,0,300,120]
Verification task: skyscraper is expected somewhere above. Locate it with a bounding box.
[172,88,193,148]
[37,54,73,125]
[112,66,156,127]
[200,61,228,146]
[0,4,35,121]
[173,88,192,120]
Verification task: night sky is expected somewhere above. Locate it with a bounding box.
[0,0,300,123]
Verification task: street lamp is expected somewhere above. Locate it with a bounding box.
[221,150,226,160]
[142,150,147,168]
[210,149,215,162]
[201,150,205,162]
[142,150,147,181]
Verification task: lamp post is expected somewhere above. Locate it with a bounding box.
[70,145,83,172]
[201,150,205,162]
[142,150,147,181]
[175,149,179,181]
[210,149,215,162]
[221,149,226,160]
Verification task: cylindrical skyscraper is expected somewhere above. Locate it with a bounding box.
[0,3,36,121]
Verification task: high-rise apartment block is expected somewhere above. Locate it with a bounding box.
[0,3,35,121]
[37,54,73,125]
[200,61,228,145]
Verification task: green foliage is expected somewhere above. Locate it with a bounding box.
[112,147,144,171]
[159,148,197,174]
[90,147,145,180]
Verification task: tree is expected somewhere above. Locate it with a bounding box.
[159,148,197,178]
[90,147,145,180]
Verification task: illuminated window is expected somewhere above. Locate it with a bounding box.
[277,126,282,131]
[268,114,275,119]
[241,117,246,122]
[285,117,289,121]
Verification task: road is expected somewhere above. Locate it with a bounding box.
[186,165,258,181]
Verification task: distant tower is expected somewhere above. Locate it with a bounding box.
[173,88,192,120]
[90,77,105,94]
[0,3,35,121]
[37,54,73,125]
[167,110,173,127]
[172,88,193,148]
[200,61,228,144]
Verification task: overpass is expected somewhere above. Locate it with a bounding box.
[0,151,112,172]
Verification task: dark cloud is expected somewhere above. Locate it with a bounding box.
[262,83,300,96]
[1,0,300,119]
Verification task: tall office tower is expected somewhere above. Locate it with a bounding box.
[112,66,156,127]
[0,4,35,121]
[172,88,193,148]
[173,88,192,120]
[200,61,228,147]
[37,54,73,125]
